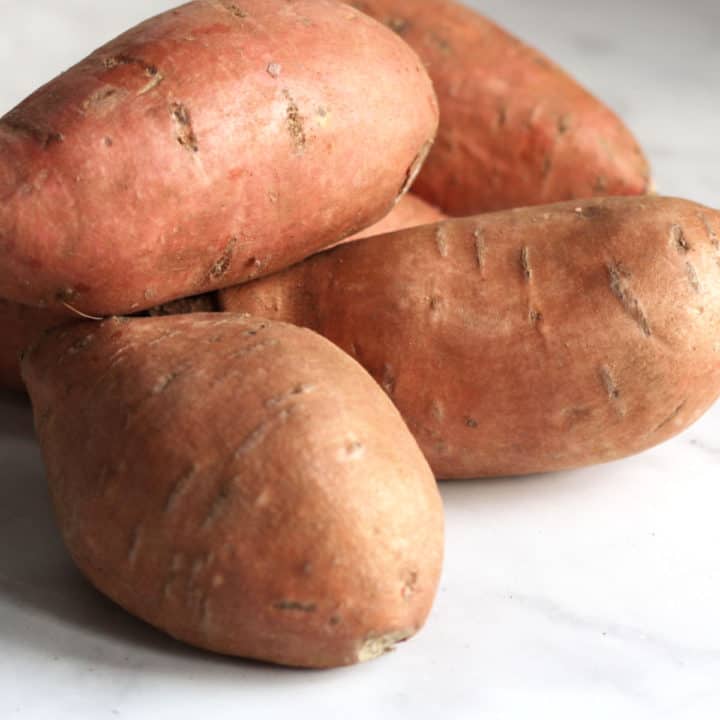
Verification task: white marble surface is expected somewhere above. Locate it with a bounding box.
[1,1,720,718]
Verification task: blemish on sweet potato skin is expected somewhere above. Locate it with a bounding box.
[170,102,199,152]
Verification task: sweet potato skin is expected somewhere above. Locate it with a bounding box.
[0,293,216,391]
[351,0,650,214]
[345,193,446,244]
[0,299,71,392]
[0,0,438,315]
[0,193,442,392]
[221,197,720,478]
[21,314,443,668]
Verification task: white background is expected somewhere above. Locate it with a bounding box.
[1,1,720,718]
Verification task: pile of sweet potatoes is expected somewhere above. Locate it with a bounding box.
[3,0,719,668]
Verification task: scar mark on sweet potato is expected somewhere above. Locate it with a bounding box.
[282,90,305,152]
[138,71,165,96]
[2,117,63,148]
[164,466,197,513]
[401,571,419,601]
[381,364,396,396]
[344,441,365,460]
[153,371,181,395]
[82,87,119,111]
[209,237,237,279]
[599,365,624,414]
[520,246,532,280]
[654,401,686,432]
[202,484,234,530]
[699,213,718,245]
[686,262,701,292]
[497,105,508,128]
[428,31,452,53]
[557,114,572,134]
[273,600,317,612]
[435,226,449,257]
[399,140,433,198]
[170,102,199,152]
[225,339,279,361]
[607,263,652,337]
[221,1,248,18]
[465,417,479,429]
[266,383,316,408]
[472,228,486,271]
[670,225,690,253]
[233,407,294,458]
[429,295,443,311]
[529,309,543,326]
[266,62,282,78]
[128,525,143,565]
[104,54,158,75]
[386,17,410,34]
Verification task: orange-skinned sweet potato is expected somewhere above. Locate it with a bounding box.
[0,299,71,392]
[0,293,216,391]
[0,0,438,316]
[0,193,441,392]
[345,193,446,244]
[221,196,720,479]
[352,0,650,214]
[22,314,444,668]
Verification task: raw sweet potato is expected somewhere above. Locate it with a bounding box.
[22,314,444,668]
[0,0,438,316]
[0,299,71,392]
[0,193,442,391]
[345,193,446,244]
[351,0,651,214]
[0,293,216,391]
[221,196,720,479]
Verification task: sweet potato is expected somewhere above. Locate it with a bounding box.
[345,193,446,244]
[0,299,71,392]
[0,293,216,391]
[351,0,651,214]
[22,314,444,668]
[0,0,438,316]
[0,193,442,392]
[221,196,720,479]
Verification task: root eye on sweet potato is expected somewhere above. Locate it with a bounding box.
[352,0,651,214]
[21,314,444,669]
[0,0,438,317]
[220,196,720,479]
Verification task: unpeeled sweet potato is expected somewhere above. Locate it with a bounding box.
[221,196,720,478]
[22,314,444,668]
[0,193,441,392]
[0,293,217,392]
[0,0,438,316]
[345,193,446,244]
[0,299,71,393]
[352,0,651,214]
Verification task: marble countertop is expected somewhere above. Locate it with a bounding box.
[1,1,719,718]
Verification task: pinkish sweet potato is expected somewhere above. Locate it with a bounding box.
[345,193,446,244]
[22,314,444,668]
[0,0,437,316]
[352,0,650,214]
[0,292,216,391]
[220,196,720,479]
[0,193,442,392]
[0,299,71,392]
